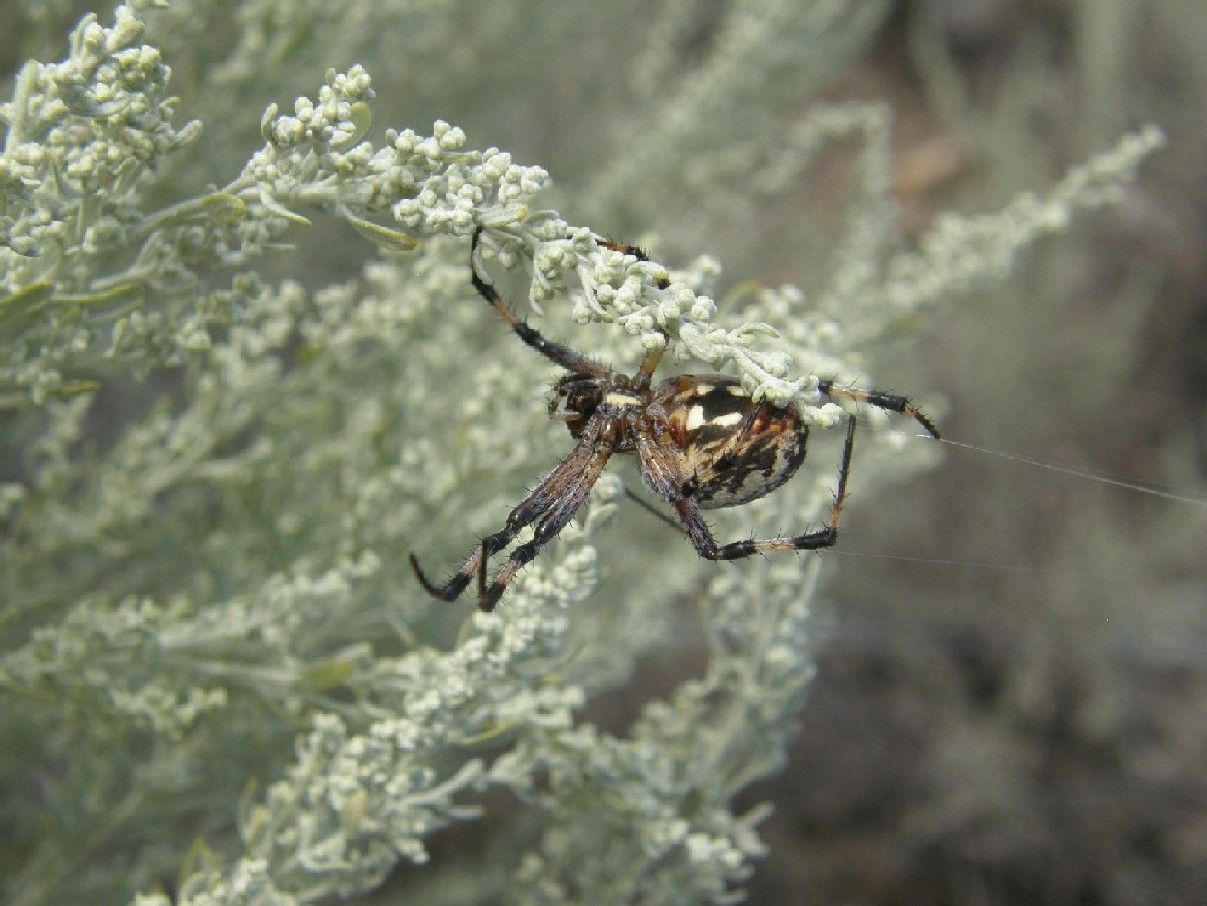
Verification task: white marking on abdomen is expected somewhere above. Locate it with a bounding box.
[685,405,743,430]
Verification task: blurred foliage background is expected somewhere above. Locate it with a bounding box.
[739,3,1207,903]
[3,0,1205,903]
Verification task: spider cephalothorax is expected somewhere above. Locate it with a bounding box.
[410,228,939,610]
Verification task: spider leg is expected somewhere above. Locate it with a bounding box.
[817,379,940,438]
[635,342,667,385]
[595,238,654,260]
[620,483,683,533]
[410,549,484,603]
[639,417,857,561]
[478,444,612,610]
[471,228,610,378]
[409,439,611,609]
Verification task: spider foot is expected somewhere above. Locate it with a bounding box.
[408,553,470,602]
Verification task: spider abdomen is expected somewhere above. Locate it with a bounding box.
[658,375,808,510]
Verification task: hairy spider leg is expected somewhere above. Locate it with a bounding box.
[636,415,858,560]
[477,443,612,609]
[817,379,940,438]
[412,230,659,609]
[470,228,676,384]
[408,434,613,610]
[470,228,611,379]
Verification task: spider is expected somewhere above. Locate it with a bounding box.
[409,228,939,611]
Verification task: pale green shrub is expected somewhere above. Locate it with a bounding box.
[0,2,1162,903]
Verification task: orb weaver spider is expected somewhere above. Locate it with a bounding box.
[410,228,938,610]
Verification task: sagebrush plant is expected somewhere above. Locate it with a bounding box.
[0,2,1164,904]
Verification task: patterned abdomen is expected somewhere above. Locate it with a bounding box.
[657,375,808,510]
